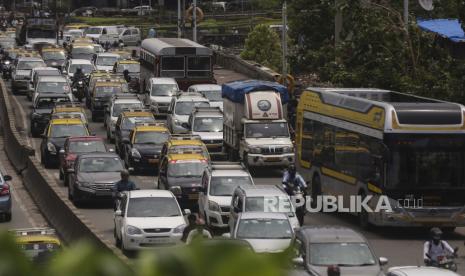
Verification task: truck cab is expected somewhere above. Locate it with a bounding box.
[185,107,224,157]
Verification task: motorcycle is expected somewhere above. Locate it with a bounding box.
[2,60,11,80]
[285,184,306,226]
[72,79,86,102]
[425,247,459,272]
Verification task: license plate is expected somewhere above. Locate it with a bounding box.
[148,238,170,244]
[188,193,199,200]
[148,159,158,164]
[266,157,281,162]
[206,144,220,148]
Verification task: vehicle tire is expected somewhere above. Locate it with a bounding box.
[311,175,321,209]
[59,168,64,180]
[64,173,69,187]
[68,186,72,200]
[4,212,11,222]
[358,192,371,230]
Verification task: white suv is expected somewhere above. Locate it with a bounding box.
[166,92,210,134]
[144,77,179,116]
[104,94,144,141]
[114,189,188,252]
[198,162,254,228]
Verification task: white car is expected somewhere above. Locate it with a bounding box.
[187,84,223,111]
[118,27,141,46]
[167,92,210,134]
[94,53,120,71]
[114,189,188,252]
[105,94,144,141]
[198,162,254,228]
[387,266,460,276]
[144,77,179,116]
[186,106,224,156]
[64,59,95,79]
[63,29,84,43]
[33,76,72,103]
[28,67,61,100]
[85,25,119,45]
[223,212,293,253]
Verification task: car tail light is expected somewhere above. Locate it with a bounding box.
[0,184,10,196]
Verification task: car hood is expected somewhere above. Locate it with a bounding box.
[208,195,232,207]
[245,138,292,147]
[150,96,173,104]
[77,172,121,183]
[48,137,67,148]
[134,144,163,155]
[45,60,65,67]
[167,176,203,187]
[241,238,291,253]
[34,108,53,115]
[308,265,382,276]
[209,101,223,110]
[174,115,189,123]
[96,65,113,71]
[124,216,185,229]
[192,131,223,141]
[15,70,30,76]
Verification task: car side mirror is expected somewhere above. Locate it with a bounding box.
[379,257,388,266]
[128,167,134,173]
[3,175,12,181]
[115,210,122,216]
[183,209,191,215]
[181,122,189,129]
[222,233,231,238]
[292,256,304,266]
[67,168,75,174]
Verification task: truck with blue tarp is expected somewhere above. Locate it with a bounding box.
[222,80,294,168]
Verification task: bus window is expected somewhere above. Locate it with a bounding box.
[161,56,184,78]
[187,56,211,77]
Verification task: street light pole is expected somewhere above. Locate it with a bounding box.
[403,0,409,29]
[177,0,181,38]
[193,0,197,42]
[282,1,287,83]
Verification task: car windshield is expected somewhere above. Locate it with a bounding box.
[309,243,376,266]
[42,51,65,60]
[168,161,208,177]
[236,219,292,239]
[116,63,140,73]
[20,242,60,263]
[193,117,223,132]
[79,157,123,173]
[245,123,289,138]
[69,140,106,153]
[97,56,118,66]
[122,117,155,130]
[85,27,102,34]
[17,60,46,70]
[95,86,122,97]
[210,176,253,196]
[69,64,94,74]
[36,97,70,109]
[49,124,87,138]
[151,84,178,96]
[201,90,222,101]
[127,197,180,217]
[134,132,170,144]
[175,101,210,115]
[245,196,294,212]
[37,82,70,94]
[72,46,95,55]
[113,103,143,117]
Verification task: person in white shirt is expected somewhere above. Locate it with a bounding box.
[423,227,455,265]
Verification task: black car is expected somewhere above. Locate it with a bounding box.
[40,116,89,168]
[114,111,156,158]
[30,94,72,137]
[122,124,170,172]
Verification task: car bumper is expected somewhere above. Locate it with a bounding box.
[122,233,182,250]
[129,155,160,170]
[247,153,294,167]
[74,185,113,199]
[0,195,12,213]
[206,210,229,228]
[12,79,28,91]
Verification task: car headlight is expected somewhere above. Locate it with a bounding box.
[173,224,186,234]
[47,142,56,153]
[283,146,294,153]
[174,119,182,126]
[249,147,261,154]
[169,186,182,195]
[131,148,141,159]
[208,200,221,212]
[126,225,142,235]
[76,181,91,187]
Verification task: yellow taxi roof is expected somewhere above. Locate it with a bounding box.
[50,118,84,125]
[72,43,93,47]
[122,111,153,117]
[118,59,139,64]
[169,139,203,146]
[53,107,84,113]
[42,47,64,52]
[16,235,61,245]
[168,153,206,161]
[135,125,168,132]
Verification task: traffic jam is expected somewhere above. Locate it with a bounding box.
[0,13,465,276]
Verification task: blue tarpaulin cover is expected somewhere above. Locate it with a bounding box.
[417,18,465,43]
[222,80,289,104]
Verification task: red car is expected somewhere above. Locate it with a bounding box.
[59,136,109,186]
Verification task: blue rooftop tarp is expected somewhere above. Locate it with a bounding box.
[417,18,465,43]
[222,80,289,104]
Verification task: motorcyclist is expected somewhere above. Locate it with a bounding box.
[112,169,137,210]
[72,67,86,86]
[123,69,131,83]
[181,214,212,244]
[423,227,455,265]
[282,164,307,195]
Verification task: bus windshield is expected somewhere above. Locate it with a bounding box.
[245,123,290,138]
[386,135,465,189]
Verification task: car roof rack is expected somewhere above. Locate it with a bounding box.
[53,102,83,108]
[192,106,222,113]
[121,108,151,113]
[176,91,203,98]
[135,122,166,127]
[51,114,82,120]
[112,93,140,100]
[170,148,204,155]
[210,162,246,170]
[170,134,202,140]
[12,228,57,236]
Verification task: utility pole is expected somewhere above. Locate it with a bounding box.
[177,0,181,38]
[335,0,342,46]
[281,1,287,84]
[403,0,409,30]
[181,0,186,37]
[193,0,197,42]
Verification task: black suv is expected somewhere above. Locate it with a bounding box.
[30,94,72,137]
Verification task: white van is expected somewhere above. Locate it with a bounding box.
[85,26,119,45]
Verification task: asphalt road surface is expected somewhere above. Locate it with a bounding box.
[5,64,465,274]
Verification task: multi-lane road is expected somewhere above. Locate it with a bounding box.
[3,63,465,273]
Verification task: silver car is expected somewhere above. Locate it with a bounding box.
[387,266,461,276]
[292,226,388,276]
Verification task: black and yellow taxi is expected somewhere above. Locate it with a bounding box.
[13,228,61,264]
[40,115,90,168]
[114,110,156,158]
[87,72,128,103]
[121,122,170,171]
[40,46,66,69]
[159,135,210,163]
[113,59,140,93]
[51,102,88,127]
[89,80,128,121]
[69,41,95,61]
[157,149,209,209]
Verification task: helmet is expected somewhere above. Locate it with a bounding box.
[123,69,129,75]
[120,169,130,179]
[76,67,82,73]
[430,227,442,240]
[288,164,296,174]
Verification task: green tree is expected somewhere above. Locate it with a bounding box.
[251,0,281,10]
[241,24,282,71]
